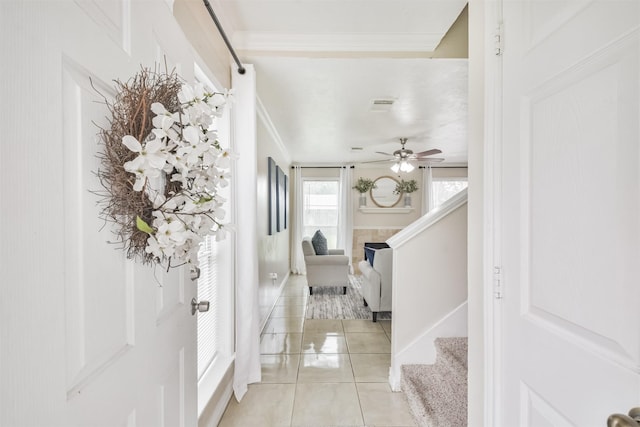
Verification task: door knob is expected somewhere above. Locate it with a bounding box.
[608,408,640,427]
[191,298,210,315]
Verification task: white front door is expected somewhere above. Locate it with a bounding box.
[497,0,640,425]
[1,1,202,425]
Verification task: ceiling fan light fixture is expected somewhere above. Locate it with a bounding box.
[390,162,401,173]
[400,161,414,172]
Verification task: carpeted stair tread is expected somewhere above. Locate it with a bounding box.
[434,337,468,381]
[402,364,466,426]
[401,337,468,426]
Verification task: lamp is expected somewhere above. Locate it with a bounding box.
[391,160,414,173]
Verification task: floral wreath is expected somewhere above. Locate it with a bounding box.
[96,67,232,269]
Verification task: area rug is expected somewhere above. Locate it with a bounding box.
[305,275,392,320]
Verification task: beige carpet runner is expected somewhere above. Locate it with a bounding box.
[401,337,468,426]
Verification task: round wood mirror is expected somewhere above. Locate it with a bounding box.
[370,176,402,208]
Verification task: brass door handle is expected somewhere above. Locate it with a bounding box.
[608,408,640,427]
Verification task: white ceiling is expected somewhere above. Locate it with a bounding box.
[213,0,469,166]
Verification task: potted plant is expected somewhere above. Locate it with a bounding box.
[353,177,376,207]
[394,179,419,207]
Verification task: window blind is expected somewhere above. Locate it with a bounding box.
[197,236,219,379]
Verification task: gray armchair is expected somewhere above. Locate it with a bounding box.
[301,237,350,295]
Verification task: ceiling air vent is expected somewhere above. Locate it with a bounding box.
[370,98,395,112]
[351,147,363,151]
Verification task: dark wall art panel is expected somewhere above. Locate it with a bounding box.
[284,174,288,230]
[277,165,286,232]
[268,157,277,235]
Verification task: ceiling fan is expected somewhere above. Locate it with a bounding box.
[365,138,444,172]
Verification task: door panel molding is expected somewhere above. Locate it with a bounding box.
[62,57,135,397]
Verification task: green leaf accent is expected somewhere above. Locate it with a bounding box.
[196,195,213,204]
[136,216,155,234]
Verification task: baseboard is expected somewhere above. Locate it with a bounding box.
[390,301,468,391]
[259,270,292,333]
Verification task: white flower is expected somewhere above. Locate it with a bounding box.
[122,135,168,191]
[207,93,226,108]
[145,235,165,259]
[151,103,177,132]
[155,216,188,247]
[130,82,233,268]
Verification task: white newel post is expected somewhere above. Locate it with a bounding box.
[232,64,262,400]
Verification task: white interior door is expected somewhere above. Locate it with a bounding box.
[497,0,640,425]
[1,1,203,425]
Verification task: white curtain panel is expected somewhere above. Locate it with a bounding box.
[290,166,306,274]
[421,165,435,215]
[337,166,354,273]
[232,67,261,401]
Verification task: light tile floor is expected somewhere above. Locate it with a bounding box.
[218,275,416,427]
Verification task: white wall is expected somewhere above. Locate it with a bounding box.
[388,195,468,389]
[256,112,291,327]
[353,167,423,227]
[392,203,468,351]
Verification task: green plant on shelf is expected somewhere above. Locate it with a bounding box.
[352,177,377,193]
[394,179,419,195]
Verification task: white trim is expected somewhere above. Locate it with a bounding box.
[483,0,504,425]
[259,271,291,334]
[197,355,234,417]
[256,95,292,164]
[386,188,468,248]
[197,359,235,427]
[353,226,405,230]
[193,54,225,93]
[358,207,414,214]
[233,31,443,53]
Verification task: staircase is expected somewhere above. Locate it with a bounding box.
[401,337,468,426]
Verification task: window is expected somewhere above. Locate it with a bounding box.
[194,64,234,415]
[197,237,221,378]
[432,178,468,208]
[303,179,339,248]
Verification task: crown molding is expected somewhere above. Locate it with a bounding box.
[256,96,292,165]
[233,31,443,52]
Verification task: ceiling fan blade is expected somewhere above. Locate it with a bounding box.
[414,148,443,157]
[416,157,445,163]
[375,151,394,156]
[359,159,395,164]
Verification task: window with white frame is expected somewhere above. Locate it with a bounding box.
[194,64,234,415]
[302,179,339,248]
[432,177,468,208]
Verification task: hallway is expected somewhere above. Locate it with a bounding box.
[218,275,415,426]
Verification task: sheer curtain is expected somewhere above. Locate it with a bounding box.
[421,165,435,215]
[337,166,354,273]
[290,165,306,274]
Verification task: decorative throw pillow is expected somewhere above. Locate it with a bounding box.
[311,230,328,255]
